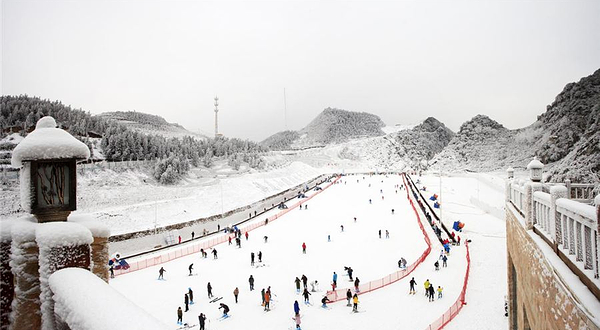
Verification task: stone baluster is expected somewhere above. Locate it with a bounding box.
[550,186,567,250]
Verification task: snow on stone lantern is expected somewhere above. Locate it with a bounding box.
[526,156,544,183]
[11,116,90,223]
[506,167,514,179]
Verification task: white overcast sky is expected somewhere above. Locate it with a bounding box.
[2,0,600,141]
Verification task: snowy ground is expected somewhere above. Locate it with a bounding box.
[110,174,509,330]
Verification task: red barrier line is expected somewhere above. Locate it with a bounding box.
[326,173,432,302]
[114,175,342,277]
[425,240,471,330]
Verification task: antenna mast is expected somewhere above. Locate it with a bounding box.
[214,96,219,137]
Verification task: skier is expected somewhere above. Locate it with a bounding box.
[424,279,430,297]
[245,232,249,240]
[409,277,416,294]
[294,313,302,329]
[340,225,344,232]
[198,313,206,330]
[442,254,448,267]
[352,293,359,312]
[354,277,360,292]
[189,263,194,276]
[346,289,352,306]
[219,303,230,317]
[294,300,300,315]
[386,230,389,239]
[233,287,239,303]
[249,275,255,291]
[333,272,338,287]
[428,284,435,302]
[251,252,255,266]
[302,242,307,254]
[212,249,218,259]
[378,230,381,239]
[295,277,301,293]
[264,290,271,311]
[434,261,439,271]
[207,282,213,298]
[302,288,311,303]
[437,286,443,299]
[158,267,166,280]
[348,267,354,280]
[188,288,194,305]
[184,293,189,312]
[258,251,263,263]
[321,296,331,308]
[301,274,308,289]
[177,306,183,325]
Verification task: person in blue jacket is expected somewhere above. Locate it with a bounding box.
[294,300,300,315]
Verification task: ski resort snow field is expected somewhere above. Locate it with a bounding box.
[111,174,479,330]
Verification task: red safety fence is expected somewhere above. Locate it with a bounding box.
[326,173,432,301]
[114,175,342,277]
[424,241,471,330]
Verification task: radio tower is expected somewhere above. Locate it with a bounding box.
[214,96,219,137]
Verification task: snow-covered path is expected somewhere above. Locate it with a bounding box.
[111,175,470,330]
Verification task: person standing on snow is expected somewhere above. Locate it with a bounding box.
[346,289,352,306]
[409,277,416,294]
[264,290,271,311]
[207,282,213,298]
[198,313,206,330]
[386,230,389,239]
[249,275,255,291]
[258,251,263,262]
[348,267,354,281]
[212,249,218,259]
[442,254,448,267]
[434,261,440,271]
[352,293,359,312]
[261,288,266,306]
[301,275,308,290]
[333,272,338,287]
[354,277,360,292]
[428,284,435,302]
[177,306,183,324]
[189,288,194,304]
[302,288,311,303]
[295,277,302,293]
[158,267,166,280]
[251,252,255,266]
[233,287,239,303]
[245,232,249,240]
[378,230,382,239]
[424,279,430,297]
[302,242,307,254]
[184,293,190,312]
[188,263,194,276]
[294,300,300,315]
[437,286,443,298]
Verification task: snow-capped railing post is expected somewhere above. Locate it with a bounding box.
[505,167,514,203]
[36,222,93,330]
[9,221,42,330]
[525,157,544,230]
[69,216,110,283]
[0,221,16,330]
[550,186,568,250]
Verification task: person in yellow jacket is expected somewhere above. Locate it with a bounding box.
[437,286,443,299]
[424,279,430,298]
[352,293,359,312]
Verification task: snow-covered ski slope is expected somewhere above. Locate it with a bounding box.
[111,174,495,330]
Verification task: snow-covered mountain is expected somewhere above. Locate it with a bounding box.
[261,107,385,149]
[99,111,206,140]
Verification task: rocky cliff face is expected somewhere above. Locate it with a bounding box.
[392,117,454,162]
[534,69,600,182]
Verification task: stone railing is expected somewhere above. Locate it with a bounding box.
[507,179,600,299]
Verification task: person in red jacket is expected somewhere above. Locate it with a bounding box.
[302,242,307,254]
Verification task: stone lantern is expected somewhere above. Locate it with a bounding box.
[11,116,90,222]
[507,167,514,179]
[526,156,544,183]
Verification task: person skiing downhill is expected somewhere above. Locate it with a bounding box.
[158,267,166,280]
[177,306,183,325]
[219,303,230,317]
[198,313,206,330]
[346,289,352,306]
[249,275,255,291]
[409,277,416,294]
[207,282,213,298]
[302,288,311,303]
[295,277,301,293]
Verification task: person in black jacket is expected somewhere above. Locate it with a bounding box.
[346,289,352,306]
[219,303,230,316]
[207,282,213,298]
[198,313,206,330]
